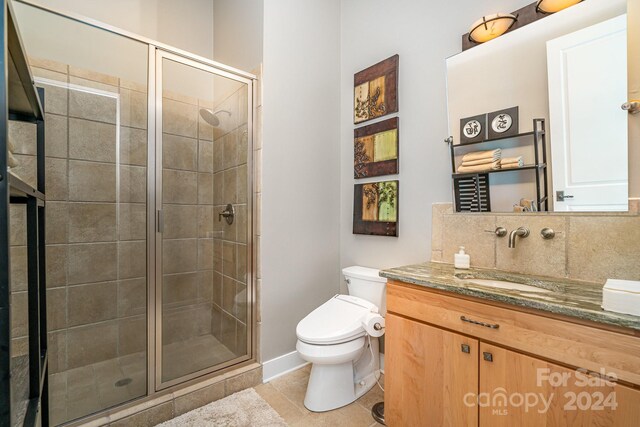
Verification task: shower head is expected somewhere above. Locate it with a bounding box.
[199,108,231,127]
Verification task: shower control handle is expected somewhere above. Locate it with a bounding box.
[218,204,235,225]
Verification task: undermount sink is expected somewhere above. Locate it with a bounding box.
[455,274,552,293]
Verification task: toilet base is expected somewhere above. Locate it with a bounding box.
[302,337,380,412]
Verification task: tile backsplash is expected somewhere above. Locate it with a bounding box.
[431,202,640,283]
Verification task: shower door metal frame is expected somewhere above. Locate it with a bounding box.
[13,0,258,417]
[151,49,255,392]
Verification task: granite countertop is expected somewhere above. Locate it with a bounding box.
[380,262,640,332]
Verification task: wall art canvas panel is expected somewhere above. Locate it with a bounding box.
[354,117,399,178]
[353,180,399,236]
[487,106,519,139]
[354,55,399,125]
[459,113,486,144]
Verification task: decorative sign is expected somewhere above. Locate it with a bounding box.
[354,55,399,125]
[353,180,398,236]
[491,113,512,133]
[460,114,486,144]
[354,117,399,179]
[488,106,519,139]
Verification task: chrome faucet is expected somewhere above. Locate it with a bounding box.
[508,227,530,248]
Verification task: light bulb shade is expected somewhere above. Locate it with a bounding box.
[536,0,583,14]
[468,13,518,44]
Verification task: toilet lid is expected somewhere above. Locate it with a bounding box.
[296,295,377,345]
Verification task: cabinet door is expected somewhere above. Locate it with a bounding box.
[386,314,478,427]
[479,343,640,427]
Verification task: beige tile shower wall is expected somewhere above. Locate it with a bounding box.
[9,205,28,357]
[160,89,219,346]
[208,82,251,358]
[8,57,149,372]
[431,202,640,283]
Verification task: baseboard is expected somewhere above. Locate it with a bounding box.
[262,350,309,383]
[263,350,384,383]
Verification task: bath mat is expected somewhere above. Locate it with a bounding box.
[156,388,287,427]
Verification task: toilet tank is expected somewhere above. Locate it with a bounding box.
[342,266,387,315]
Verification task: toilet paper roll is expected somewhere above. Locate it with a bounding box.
[361,312,385,337]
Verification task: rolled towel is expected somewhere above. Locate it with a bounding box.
[462,148,501,163]
[457,160,501,173]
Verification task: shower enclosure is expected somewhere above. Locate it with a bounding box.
[9,2,255,425]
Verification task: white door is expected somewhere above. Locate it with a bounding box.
[547,15,628,211]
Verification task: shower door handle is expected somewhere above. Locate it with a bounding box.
[157,210,164,233]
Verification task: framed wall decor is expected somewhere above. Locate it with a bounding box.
[354,117,399,179]
[353,180,399,236]
[460,113,486,144]
[354,55,399,125]
[487,106,519,139]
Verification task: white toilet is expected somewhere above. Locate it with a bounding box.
[296,266,387,412]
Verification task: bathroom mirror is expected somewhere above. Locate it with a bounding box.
[446,0,633,213]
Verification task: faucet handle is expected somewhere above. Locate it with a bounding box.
[485,227,507,237]
[540,228,556,239]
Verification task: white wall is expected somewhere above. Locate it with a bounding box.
[20,0,215,59]
[212,0,264,106]
[261,0,341,362]
[214,0,264,72]
[339,0,532,278]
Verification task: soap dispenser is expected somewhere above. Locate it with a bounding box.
[454,246,470,269]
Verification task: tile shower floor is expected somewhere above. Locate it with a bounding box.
[256,365,384,427]
[49,335,236,426]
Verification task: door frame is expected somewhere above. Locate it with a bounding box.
[149,48,255,392]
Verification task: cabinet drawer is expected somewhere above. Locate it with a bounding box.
[387,281,640,386]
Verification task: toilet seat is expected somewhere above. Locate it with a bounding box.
[296,295,377,345]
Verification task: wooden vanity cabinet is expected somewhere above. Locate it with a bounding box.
[386,314,478,427]
[479,343,640,427]
[385,281,640,427]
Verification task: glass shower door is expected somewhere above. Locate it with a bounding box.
[156,51,252,387]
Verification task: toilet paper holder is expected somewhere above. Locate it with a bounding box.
[362,313,386,337]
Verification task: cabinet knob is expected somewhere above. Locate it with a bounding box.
[461,344,470,354]
[483,352,493,362]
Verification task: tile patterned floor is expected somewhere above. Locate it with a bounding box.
[255,365,384,427]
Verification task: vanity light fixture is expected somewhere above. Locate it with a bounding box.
[468,13,518,44]
[536,0,583,14]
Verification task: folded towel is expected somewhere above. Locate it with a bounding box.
[501,156,524,166]
[501,162,523,170]
[7,135,16,153]
[462,149,501,163]
[457,160,501,173]
[459,157,499,167]
[7,152,18,168]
